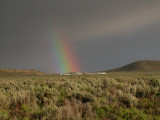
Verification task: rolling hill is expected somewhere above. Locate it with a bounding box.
[0,69,46,76]
[105,60,160,72]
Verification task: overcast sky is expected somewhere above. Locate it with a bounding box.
[1,0,160,73]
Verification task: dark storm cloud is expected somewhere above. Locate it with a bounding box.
[0,0,160,73]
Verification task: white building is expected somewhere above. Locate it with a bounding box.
[97,72,106,75]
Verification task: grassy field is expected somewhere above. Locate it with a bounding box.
[0,73,160,120]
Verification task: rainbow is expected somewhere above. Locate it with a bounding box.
[52,31,81,73]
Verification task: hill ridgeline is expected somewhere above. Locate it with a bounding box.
[105,60,160,72]
[0,69,45,75]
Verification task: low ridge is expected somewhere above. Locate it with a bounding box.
[105,60,160,72]
[0,69,45,76]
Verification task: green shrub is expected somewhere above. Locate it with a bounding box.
[57,95,65,106]
[0,110,9,120]
[22,117,29,120]
[136,87,145,98]
[137,98,155,114]
[21,104,29,112]
[116,107,152,120]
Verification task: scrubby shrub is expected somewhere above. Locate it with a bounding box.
[136,87,145,98]
[116,107,152,120]
[21,104,30,112]
[95,107,107,119]
[137,98,154,112]
[0,110,9,120]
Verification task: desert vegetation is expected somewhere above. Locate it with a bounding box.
[0,73,160,120]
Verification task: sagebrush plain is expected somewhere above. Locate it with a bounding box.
[0,73,160,120]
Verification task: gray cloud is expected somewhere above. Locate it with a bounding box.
[0,0,160,73]
[67,2,160,40]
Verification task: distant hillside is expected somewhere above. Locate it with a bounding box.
[104,60,160,72]
[0,69,46,76]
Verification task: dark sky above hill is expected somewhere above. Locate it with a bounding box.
[1,0,160,73]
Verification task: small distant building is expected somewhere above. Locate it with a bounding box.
[96,72,106,75]
[84,72,95,75]
[75,72,82,75]
[60,73,70,76]
[60,72,82,75]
